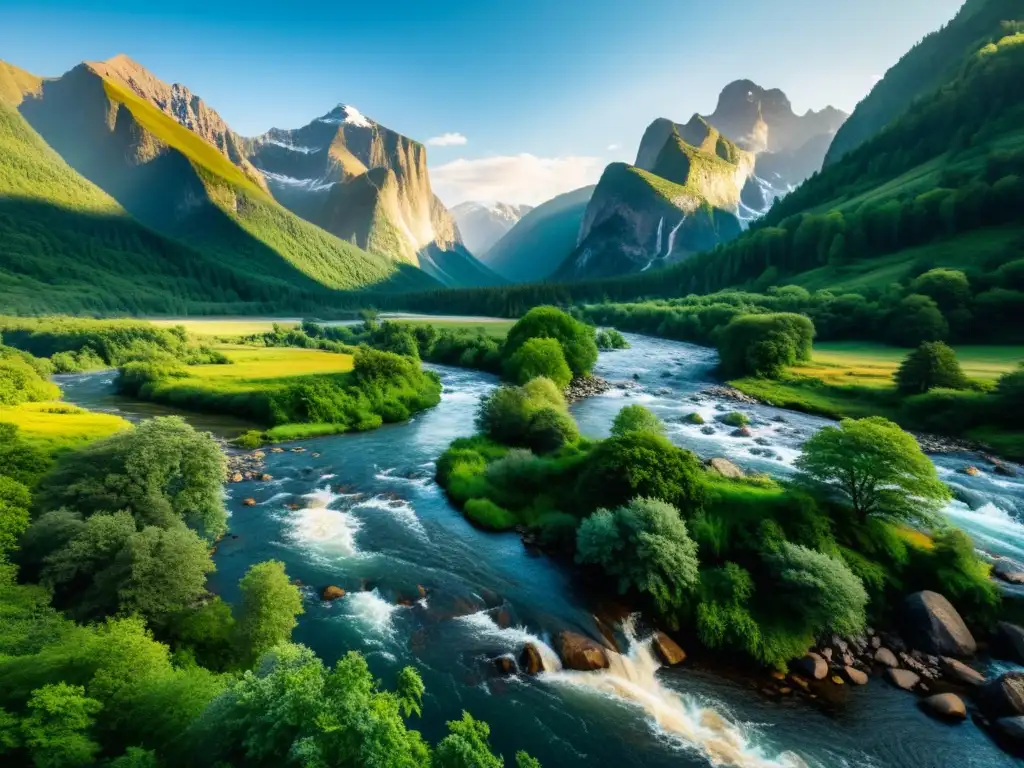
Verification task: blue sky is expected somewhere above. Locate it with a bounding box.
[1,0,966,205]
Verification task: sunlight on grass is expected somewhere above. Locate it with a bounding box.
[149,318,301,338]
[187,345,353,386]
[0,401,131,450]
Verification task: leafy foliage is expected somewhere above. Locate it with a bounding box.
[610,405,666,438]
[235,561,304,667]
[717,313,814,378]
[894,341,969,394]
[504,337,572,389]
[503,307,598,378]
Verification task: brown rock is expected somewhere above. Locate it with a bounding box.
[494,656,515,676]
[993,559,1024,585]
[520,643,546,675]
[886,668,921,691]
[844,666,869,685]
[230,472,244,483]
[902,591,977,657]
[242,497,256,507]
[778,686,792,695]
[270,447,284,453]
[963,466,981,476]
[980,672,1024,719]
[920,693,967,721]
[706,458,745,479]
[321,585,345,601]
[874,647,899,668]
[417,584,428,599]
[730,426,753,438]
[993,622,1024,664]
[789,675,810,691]
[652,632,686,666]
[557,631,610,671]
[291,447,306,453]
[260,474,273,482]
[792,653,828,680]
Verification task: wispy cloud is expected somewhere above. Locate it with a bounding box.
[426,132,468,147]
[606,143,620,151]
[431,153,603,207]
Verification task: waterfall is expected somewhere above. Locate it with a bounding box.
[653,216,665,258]
[666,215,687,256]
[544,618,807,768]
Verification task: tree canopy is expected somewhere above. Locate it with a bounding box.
[894,341,969,394]
[502,306,598,378]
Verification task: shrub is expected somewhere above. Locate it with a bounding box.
[503,307,598,378]
[526,407,579,453]
[716,313,814,378]
[475,386,533,445]
[521,377,567,411]
[684,412,705,425]
[911,269,971,312]
[0,348,60,405]
[894,341,969,394]
[576,497,699,621]
[464,498,518,530]
[235,430,266,450]
[533,511,579,551]
[886,295,948,347]
[610,405,666,438]
[595,329,630,350]
[505,338,572,389]
[576,433,705,514]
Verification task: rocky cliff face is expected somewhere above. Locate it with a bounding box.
[556,163,740,280]
[247,104,497,285]
[450,201,533,255]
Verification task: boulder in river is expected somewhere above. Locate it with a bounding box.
[730,427,753,438]
[979,672,1024,719]
[920,693,967,721]
[874,648,899,668]
[652,632,686,666]
[993,559,1024,585]
[494,656,515,676]
[886,668,921,691]
[705,458,744,479]
[230,472,244,483]
[901,591,977,657]
[321,585,345,601]
[995,716,1024,749]
[993,622,1024,664]
[792,653,828,680]
[557,631,610,671]
[242,498,256,507]
[844,666,868,685]
[520,643,546,675]
[940,657,985,687]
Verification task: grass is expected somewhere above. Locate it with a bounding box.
[148,319,301,338]
[392,318,515,338]
[184,346,354,390]
[0,401,130,450]
[793,342,1024,386]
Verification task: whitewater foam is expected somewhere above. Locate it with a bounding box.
[354,494,428,539]
[346,589,403,641]
[281,486,362,557]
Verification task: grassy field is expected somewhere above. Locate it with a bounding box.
[0,401,131,450]
[391,317,515,338]
[182,345,353,389]
[792,342,1024,387]
[149,319,301,338]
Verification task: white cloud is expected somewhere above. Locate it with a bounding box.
[606,143,620,151]
[430,153,603,207]
[427,132,468,147]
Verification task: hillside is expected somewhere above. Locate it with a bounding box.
[481,186,594,283]
[825,0,1019,165]
[0,98,333,314]
[555,162,741,280]
[13,58,433,295]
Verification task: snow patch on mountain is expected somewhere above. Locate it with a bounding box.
[262,170,336,192]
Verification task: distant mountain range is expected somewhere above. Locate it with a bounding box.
[450,201,533,256]
[0,54,500,312]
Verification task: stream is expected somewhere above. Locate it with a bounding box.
[56,333,1024,768]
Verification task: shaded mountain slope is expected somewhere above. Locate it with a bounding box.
[450,201,533,255]
[481,187,594,283]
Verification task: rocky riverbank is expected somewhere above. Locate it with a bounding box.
[564,374,612,402]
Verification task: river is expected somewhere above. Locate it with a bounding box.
[56,333,1024,768]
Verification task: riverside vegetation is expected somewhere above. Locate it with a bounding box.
[0,338,541,767]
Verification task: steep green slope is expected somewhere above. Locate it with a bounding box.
[0,100,329,314]
[482,186,594,282]
[16,62,434,294]
[825,0,1020,165]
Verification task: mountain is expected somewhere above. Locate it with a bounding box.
[247,105,501,287]
[555,161,741,281]
[825,0,1019,166]
[13,56,433,297]
[450,201,533,255]
[635,82,846,210]
[481,187,593,283]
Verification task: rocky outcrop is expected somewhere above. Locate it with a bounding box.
[557,631,610,671]
[792,653,828,680]
[980,672,1024,719]
[706,458,745,479]
[564,375,611,403]
[941,657,986,687]
[520,643,547,675]
[920,693,967,721]
[993,559,1024,585]
[993,623,1024,664]
[901,591,976,657]
[652,632,686,666]
[874,648,899,668]
[321,585,345,601]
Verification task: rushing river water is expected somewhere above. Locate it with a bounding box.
[57,334,1024,768]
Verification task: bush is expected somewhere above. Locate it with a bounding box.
[503,307,598,378]
[475,386,533,445]
[504,337,572,389]
[464,498,518,530]
[716,313,814,378]
[0,348,60,405]
[576,433,705,514]
[576,497,699,621]
[894,341,969,394]
[533,511,579,551]
[526,407,579,453]
[234,430,266,450]
[886,295,948,347]
[610,405,666,438]
[595,329,630,350]
[521,377,566,411]
[684,412,705,425]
